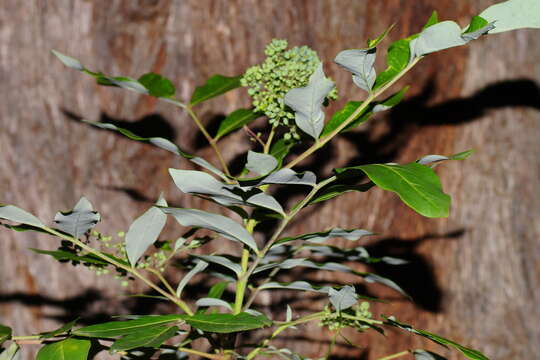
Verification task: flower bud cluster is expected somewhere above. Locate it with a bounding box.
[241,39,338,140]
[320,301,373,332]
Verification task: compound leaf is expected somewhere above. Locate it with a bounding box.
[190,74,242,106]
[36,338,91,360]
[53,197,100,239]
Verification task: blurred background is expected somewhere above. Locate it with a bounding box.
[1,1,539,359]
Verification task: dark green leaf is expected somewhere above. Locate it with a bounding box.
[374,39,411,89]
[384,317,489,360]
[277,228,374,245]
[373,86,409,112]
[183,312,272,333]
[29,248,109,266]
[207,281,229,299]
[309,183,374,204]
[53,197,100,239]
[110,325,178,351]
[336,162,450,218]
[190,74,242,106]
[321,101,366,136]
[73,315,184,338]
[36,338,91,360]
[269,138,296,166]
[39,319,78,339]
[138,73,175,97]
[0,325,11,345]
[215,108,261,140]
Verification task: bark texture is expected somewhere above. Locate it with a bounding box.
[1,1,539,359]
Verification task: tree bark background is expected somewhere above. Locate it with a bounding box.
[1,1,539,359]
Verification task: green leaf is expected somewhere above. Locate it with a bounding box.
[269,138,295,166]
[160,207,259,253]
[414,349,447,360]
[246,151,278,176]
[53,197,100,238]
[39,319,78,339]
[463,16,489,34]
[373,86,409,113]
[138,73,175,97]
[328,286,358,311]
[190,74,242,106]
[417,149,474,166]
[309,183,374,204]
[384,317,489,360]
[367,24,395,48]
[374,39,411,89]
[0,325,11,345]
[321,101,366,136]
[207,281,229,299]
[193,255,242,276]
[168,168,284,216]
[0,343,19,360]
[125,199,168,266]
[336,162,450,218]
[195,298,233,311]
[36,338,91,360]
[423,11,439,30]
[277,228,374,245]
[176,260,208,297]
[215,108,261,140]
[479,0,540,34]
[52,50,84,70]
[85,121,226,180]
[0,205,45,228]
[183,312,272,333]
[110,325,178,351]
[74,315,184,338]
[284,64,335,139]
[335,49,376,92]
[29,248,109,266]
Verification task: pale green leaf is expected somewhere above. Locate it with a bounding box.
[246,151,278,176]
[0,205,45,228]
[276,228,374,245]
[176,260,208,297]
[328,285,358,311]
[125,203,167,266]
[195,298,233,311]
[53,197,100,238]
[335,48,376,92]
[160,207,259,253]
[0,343,19,360]
[52,50,84,70]
[414,349,447,360]
[284,64,335,139]
[193,255,242,277]
[36,338,91,360]
[480,0,540,34]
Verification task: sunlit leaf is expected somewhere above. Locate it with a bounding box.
[374,39,411,89]
[414,349,447,360]
[284,64,335,139]
[36,338,91,360]
[335,49,376,92]
[176,260,208,297]
[0,343,19,360]
[329,285,358,311]
[53,197,100,238]
[195,298,233,311]
[193,255,242,277]
[480,0,540,34]
[246,151,278,176]
[160,207,259,253]
[0,205,45,228]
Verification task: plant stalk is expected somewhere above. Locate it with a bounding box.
[376,350,411,360]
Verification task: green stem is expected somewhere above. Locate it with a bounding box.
[263,126,277,154]
[233,219,257,314]
[184,105,233,180]
[178,347,226,360]
[324,331,339,360]
[12,335,41,341]
[146,267,177,297]
[285,57,422,170]
[240,176,336,308]
[246,311,326,360]
[376,350,411,360]
[41,227,194,316]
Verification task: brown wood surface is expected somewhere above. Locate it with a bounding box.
[1,1,539,359]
